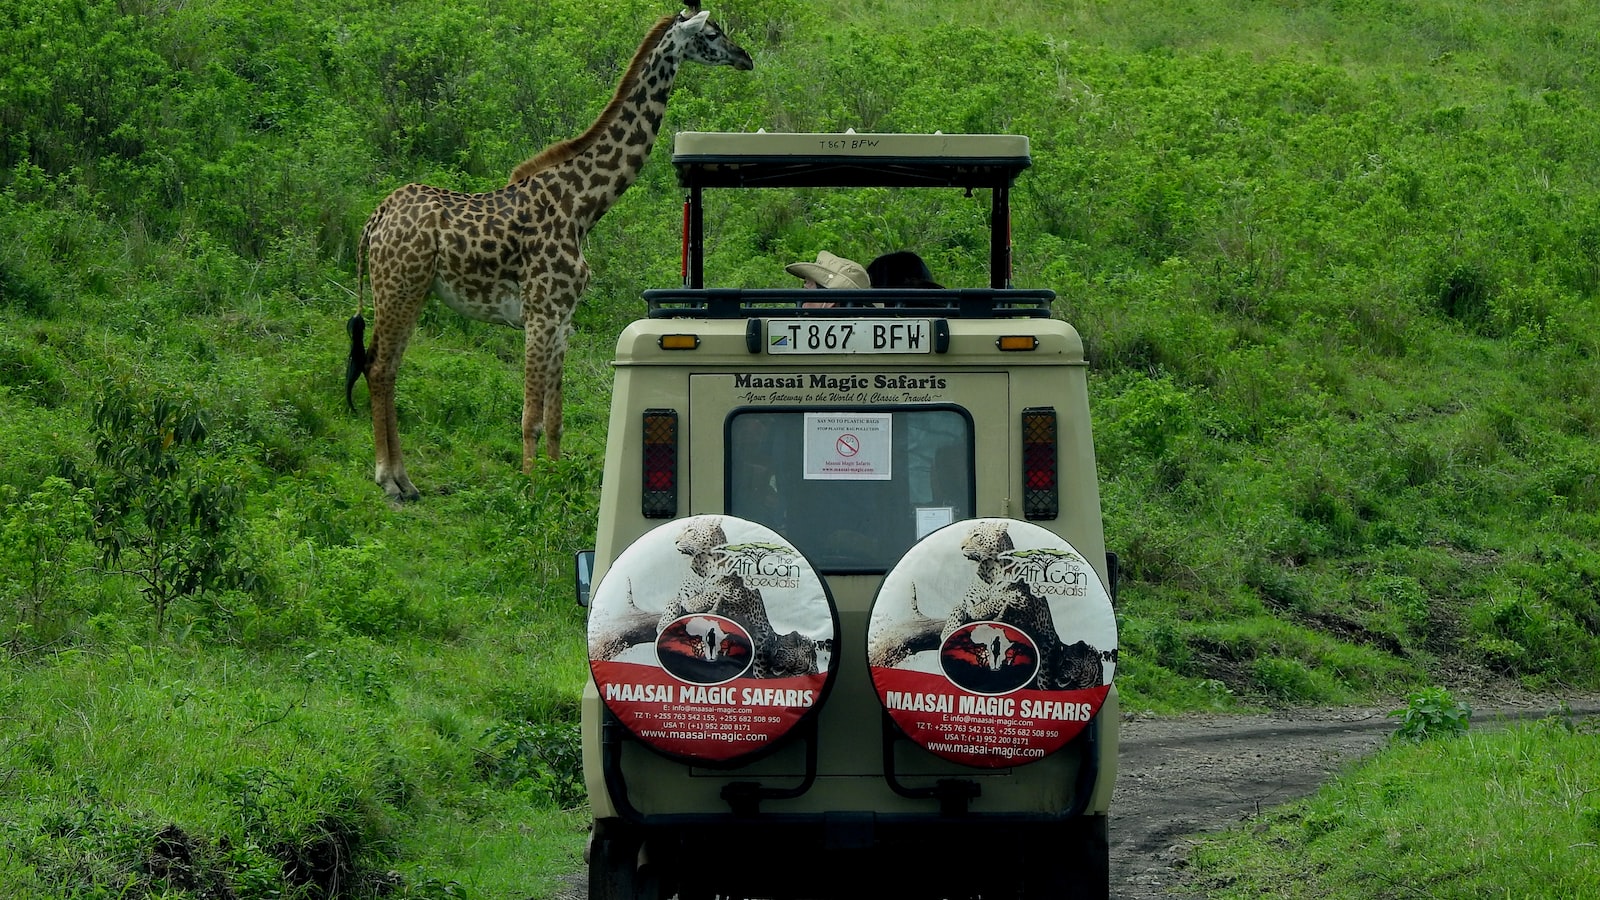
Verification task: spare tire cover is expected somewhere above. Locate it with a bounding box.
[587,514,838,765]
[866,518,1117,768]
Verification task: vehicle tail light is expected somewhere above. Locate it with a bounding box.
[1021,407,1058,520]
[642,409,678,518]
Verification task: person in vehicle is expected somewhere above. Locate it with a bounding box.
[867,250,943,289]
[868,250,944,308]
[786,250,870,308]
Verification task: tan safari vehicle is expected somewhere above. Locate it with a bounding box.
[575,131,1120,900]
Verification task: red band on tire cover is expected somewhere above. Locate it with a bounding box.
[588,515,838,765]
[867,518,1117,768]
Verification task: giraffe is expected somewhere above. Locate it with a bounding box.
[345,4,753,502]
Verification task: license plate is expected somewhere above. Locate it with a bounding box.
[767,320,932,354]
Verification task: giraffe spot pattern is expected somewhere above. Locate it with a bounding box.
[347,8,752,503]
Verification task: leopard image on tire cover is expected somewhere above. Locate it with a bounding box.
[587,514,839,765]
[866,517,1117,768]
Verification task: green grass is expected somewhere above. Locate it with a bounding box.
[0,640,591,897]
[3,0,1600,895]
[1186,712,1600,898]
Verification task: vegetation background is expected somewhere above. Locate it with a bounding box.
[2,0,1597,896]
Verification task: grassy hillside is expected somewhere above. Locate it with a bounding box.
[2,0,1598,896]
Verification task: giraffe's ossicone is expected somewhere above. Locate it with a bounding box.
[345,5,753,502]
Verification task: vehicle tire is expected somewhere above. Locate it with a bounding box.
[1021,815,1109,900]
[588,822,659,900]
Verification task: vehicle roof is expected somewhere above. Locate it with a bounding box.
[671,131,1033,189]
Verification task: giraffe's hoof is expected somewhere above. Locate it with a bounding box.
[379,476,421,503]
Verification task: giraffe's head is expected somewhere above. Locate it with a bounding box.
[672,6,755,71]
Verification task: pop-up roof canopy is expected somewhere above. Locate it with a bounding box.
[669,131,1033,189]
[653,131,1051,317]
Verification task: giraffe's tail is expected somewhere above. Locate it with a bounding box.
[345,313,367,413]
[346,214,375,413]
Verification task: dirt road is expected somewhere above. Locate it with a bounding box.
[555,690,1600,899]
[1111,692,1600,899]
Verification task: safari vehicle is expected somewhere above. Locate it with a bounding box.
[575,131,1119,900]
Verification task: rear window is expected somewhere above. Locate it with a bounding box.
[726,408,974,571]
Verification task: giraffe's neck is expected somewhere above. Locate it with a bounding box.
[556,30,682,234]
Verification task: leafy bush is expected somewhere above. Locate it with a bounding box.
[223,765,399,896]
[0,477,91,647]
[1095,374,1199,471]
[0,329,67,406]
[481,720,584,809]
[0,258,53,316]
[1389,686,1471,741]
[1251,656,1328,704]
[81,380,257,636]
[309,543,415,638]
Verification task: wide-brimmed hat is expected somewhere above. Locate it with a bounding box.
[785,251,870,290]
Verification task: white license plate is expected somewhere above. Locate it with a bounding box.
[767,319,932,354]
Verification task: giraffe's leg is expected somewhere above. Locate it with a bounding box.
[368,273,428,503]
[521,321,551,475]
[542,333,568,462]
[368,365,419,503]
[521,309,573,473]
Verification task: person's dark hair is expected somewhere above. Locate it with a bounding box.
[867,251,942,289]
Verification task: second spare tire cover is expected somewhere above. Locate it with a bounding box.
[866,518,1117,768]
[587,514,838,765]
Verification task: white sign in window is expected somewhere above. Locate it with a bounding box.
[915,507,955,539]
[803,413,892,480]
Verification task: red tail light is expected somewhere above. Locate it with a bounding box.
[1021,407,1058,520]
[642,409,678,518]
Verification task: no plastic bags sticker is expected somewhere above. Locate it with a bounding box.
[866,518,1117,768]
[587,515,838,765]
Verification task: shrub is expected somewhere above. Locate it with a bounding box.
[1095,374,1199,477]
[1389,686,1471,741]
[0,477,92,646]
[301,543,414,638]
[83,380,256,636]
[1251,655,1327,703]
[0,329,67,407]
[481,720,584,809]
[0,258,53,316]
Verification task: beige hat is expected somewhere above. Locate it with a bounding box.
[785,251,870,290]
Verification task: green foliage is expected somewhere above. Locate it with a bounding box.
[1190,717,1600,897]
[0,477,91,648]
[1250,656,1326,704]
[304,542,416,639]
[481,720,584,809]
[223,765,393,895]
[83,380,256,636]
[1096,374,1199,471]
[294,642,397,704]
[0,257,54,316]
[1389,686,1472,741]
[1,0,1599,893]
[1541,699,1600,737]
[0,328,68,407]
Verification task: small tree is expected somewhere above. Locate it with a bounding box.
[1,477,92,649]
[86,380,253,636]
